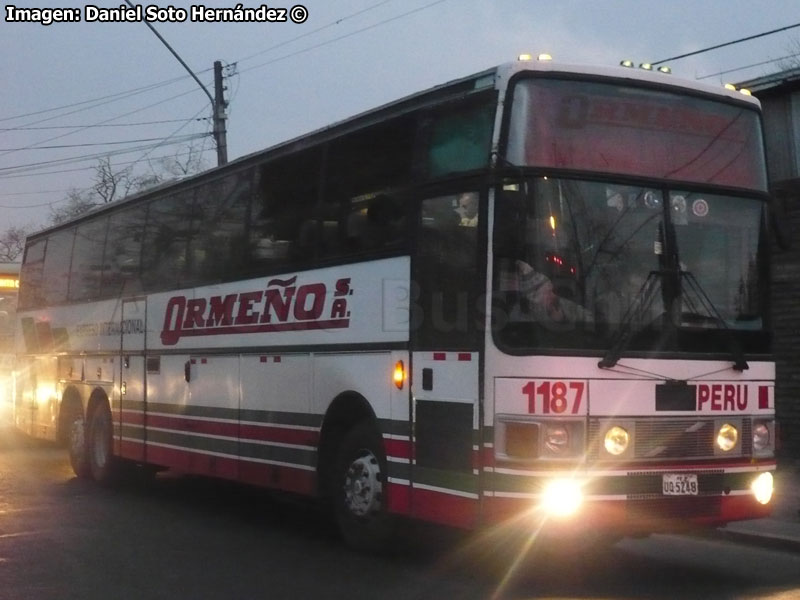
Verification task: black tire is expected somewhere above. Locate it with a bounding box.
[334,420,393,551]
[65,402,90,479]
[87,400,117,484]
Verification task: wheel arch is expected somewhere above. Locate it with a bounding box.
[317,391,379,499]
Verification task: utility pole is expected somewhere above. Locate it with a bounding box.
[124,0,229,167]
[213,61,228,167]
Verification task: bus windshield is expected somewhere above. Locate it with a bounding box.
[492,177,768,355]
[506,78,768,192]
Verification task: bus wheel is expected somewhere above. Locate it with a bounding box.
[87,401,116,484]
[65,404,90,479]
[334,421,393,551]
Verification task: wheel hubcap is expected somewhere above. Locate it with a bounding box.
[70,418,85,457]
[343,451,382,517]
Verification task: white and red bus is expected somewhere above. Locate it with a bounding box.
[15,57,776,548]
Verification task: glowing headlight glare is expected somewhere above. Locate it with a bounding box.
[716,423,739,452]
[753,423,771,452]
[604,426,630,456]
[751,471,774,505]
[544,425,569,454]
[541,479,583,517]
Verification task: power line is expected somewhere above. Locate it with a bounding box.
[0,84,209,160]
[0,147,214,181]
[0,133,209,176]
[653,22,800,65]
[240,0,450,75]
[236,0,395,64]
[0,136,208,151]
[0,118,206,131]
[697,52,800,80]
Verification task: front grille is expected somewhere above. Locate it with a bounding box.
[588,417,752,461]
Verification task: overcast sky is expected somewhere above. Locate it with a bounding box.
[2,0,799,233]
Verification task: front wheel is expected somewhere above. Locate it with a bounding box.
[87,401,117,484]
[334,421,393,551]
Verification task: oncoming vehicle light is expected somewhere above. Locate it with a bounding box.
[716,423,739,452]
[751,471,774,505]
[540,479,583,517]
[604,426,629,456]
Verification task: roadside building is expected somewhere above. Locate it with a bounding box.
[739,68,800,459]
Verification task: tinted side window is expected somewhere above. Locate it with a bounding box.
[414,193,481,350]
[103,206,146,297]
[250,149,322,273]
[188,170,253,285]
[19,238,47,309]
[141,191,196,292]
[422,96,495,178]
[41,229,76,305]
[68,217,109,302]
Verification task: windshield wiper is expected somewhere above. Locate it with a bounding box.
[598,269,749,372]
[678,271,749,372]
[597,269,665,370]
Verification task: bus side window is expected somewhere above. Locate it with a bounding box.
[414,193,480,350]
[68,217,109,302]
[19,238,46,309]
[103,207,145,296]
[140,191,196,292]
[252,148,322,273]
[40,229,76,306]
[188,170,253,285]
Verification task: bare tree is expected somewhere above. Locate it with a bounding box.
[0,225,31,262]
[156,144,209,180]
[49,189,101,225]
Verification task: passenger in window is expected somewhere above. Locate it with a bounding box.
[457,192,479,227]
[508,259,591,327]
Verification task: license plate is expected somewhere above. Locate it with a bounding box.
[662,473,698,496]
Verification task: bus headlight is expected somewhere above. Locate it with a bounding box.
[543,425,569,455]
[753,423,771,452]
[716,423,738,452]
[541,479,583,517]
[604,426,630,456]
[751,471,774,505]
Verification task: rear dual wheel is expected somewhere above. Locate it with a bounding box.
[87,400,117,484]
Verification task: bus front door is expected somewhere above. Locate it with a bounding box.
[410,192,482,529]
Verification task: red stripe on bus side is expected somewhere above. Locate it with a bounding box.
[239,423,318,447]
[386,481,411,515]
[147,414,239,438]
[145,414,319,447]
[383,438,411,460]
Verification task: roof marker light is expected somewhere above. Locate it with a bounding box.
[518,53,533,61]
[620,59,634,68]
[537,53,553,61]
[739,88,752,96]
[639,63,653,70]
[657,65,672,74]
[724,83,737,91]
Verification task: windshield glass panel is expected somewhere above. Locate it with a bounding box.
[492,178,768,354]
[506,78,767,192]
